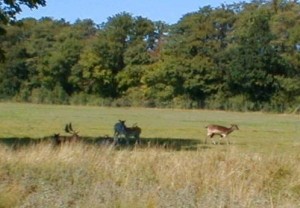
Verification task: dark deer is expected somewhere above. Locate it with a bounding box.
[113,120,141,145]
[53,123,80,145]
[205,124,239,145]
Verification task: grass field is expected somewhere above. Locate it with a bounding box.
[0,102,299,152]
[0,102,300,207]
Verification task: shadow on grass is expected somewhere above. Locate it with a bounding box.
[0,136,211,151]
[0,137,38,148]
[91,136,209,151]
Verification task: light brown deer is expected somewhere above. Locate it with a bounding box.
[53,123,80,145]
[205,124,239,145]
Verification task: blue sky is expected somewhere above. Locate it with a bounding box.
[17,0,240,24]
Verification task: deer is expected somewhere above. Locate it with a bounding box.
[205,124,239,145]
[113,120,142,145]
[53,123,80,145]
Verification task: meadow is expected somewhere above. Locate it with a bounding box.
[0,102,300,207]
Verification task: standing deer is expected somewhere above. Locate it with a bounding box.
[205,124,239,145]
[53,123,80,145]
[113,120,141,145]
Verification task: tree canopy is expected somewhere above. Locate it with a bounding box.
[0,0,299,112]
[0,0,46,61]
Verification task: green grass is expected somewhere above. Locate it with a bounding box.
[0,102,300,207]
[0,102,299,152]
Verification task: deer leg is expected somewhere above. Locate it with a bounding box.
[135,135,140,145]
[125,134,129,145]
[226,136,230,145]
[218,135,223,145]
[221,135,230,145]
[210,134,216,145]
[205,133,214,144]
[113,132,119,145]
[205,136,208,144]
[220,133,229,145]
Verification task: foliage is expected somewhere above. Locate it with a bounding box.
[0,1,300,112]
[0,0,46,61]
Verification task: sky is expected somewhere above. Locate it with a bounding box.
[17,0,239,25]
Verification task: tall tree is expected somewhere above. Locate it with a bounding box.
[69,44,115,97]
[155,6,235,101]
[224,7,290,102]
[269,1,300,105]
[0,0,46,61]
[97,12,134,74]
[117,16,157,93]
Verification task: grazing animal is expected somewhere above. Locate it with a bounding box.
[205,124,239,145]
[113,120,141,145]
[53,123,80,145]
[114,120,126,139]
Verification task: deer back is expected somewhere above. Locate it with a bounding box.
[125,125,142,136]
[206,124,238,135]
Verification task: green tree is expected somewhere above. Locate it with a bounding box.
[68,13,135,98]
[117,16,157,93]
[0,0,46,61]
[0,19,33,97]
[39,21,85,93]
[70,45,115,97]
[224,7,290,103]
[97,12,134,74]
[0,1,299,110]
[24,18,69,90]
[24,18,94,94]
[142,60,179,102]
[155,6,234,102]
[0,46,30,97]
[78,13,161,97]
[270,2,300,106]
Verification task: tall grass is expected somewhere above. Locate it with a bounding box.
[0,142,300,207]
[0,103,300,207]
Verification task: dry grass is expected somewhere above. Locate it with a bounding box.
[0,142,300,208]
[0,103,300,207]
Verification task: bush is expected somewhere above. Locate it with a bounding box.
[69,92,113,106]
[29,86,69,105]
[172,96,194,109]
[30,88,52,104]
[69,92,90,105]
[13,85,70,104]
[14,87,31,102]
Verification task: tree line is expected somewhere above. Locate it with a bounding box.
[0,0,299,112]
